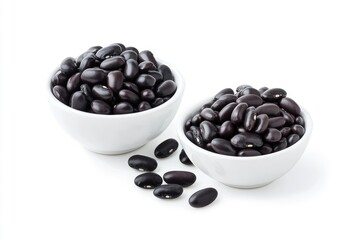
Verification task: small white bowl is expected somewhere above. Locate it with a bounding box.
[48,60,184,155]
[177,98,313,188]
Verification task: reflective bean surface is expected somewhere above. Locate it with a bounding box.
[163,171,196,187]
[189,188,218,208]
[134,173,162,189]
[128,155,158,171]
[153,184,183,199]
[154,138,179,158]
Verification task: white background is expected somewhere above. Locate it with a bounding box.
[1,0,360,239]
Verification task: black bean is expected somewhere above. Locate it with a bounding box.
[124,46,138,54]
[185,118,192,131]
[179,149,192,165]
[273,137,288,152]
[80,84,93,102]
[218,102,237,123]
[135,74,156,88]
[119,89,140,106]
[70,91,87,111]
[190,126,205,147]
[200,108,219,122]
[138,61,157,72]
[91,100,111,114]
[238,149,262,156]
[261,88,287,101]
[236,94,263,107]
[96,44,122,60]
[124,59,139,79]
[211,138,237,156]
[200,120,218,143]
[139,50,158,66]
[147,70,163,81]
[206,143,215,152]
[134,172,162,189]
[259,143,273,155]
[244,107,257,131]
[189,188,218,208]
[291,124,305,137]
[185,130,195,143]
[60,57,77,76]
[107,70,124,93]
[236,84,252,92]
[79,54,96,72]
[214,88,234,100]
[111,43,125,52]
[281,109,295,125]
[287,134,300,146]
[230,132,263,148]
[140,89,155,102]
[230,103,248,125]
[100,56,125,70]
[200,102,213,111]
[163,171,196,187]
[154,138,179,158]
[158,64,174,81]
[295,116,305,126]
[153,184,183,199]
[239,87,261,96]
[52,85,69,104]
[279,97,301,116]
[120,50,138,61]
[156,80,177,97]
[268,116,286,128]
[128,155,158,171]
[81,68,107,84]
[255,103,280,116]
[76,51,93,65]
[264,128,282,143]
[191,113,202,126]
[113,102,133,114]
[92,84,113,102]
[123,82,140,94]
[258,87,269,94]
[138,101,152,112]
[280,127,291,138]
[87,46,102,53]
[151,97,164,107]
[219,121,236,139]
[66,73,81,93]
[254,114,269,134]
[51,70,68,86]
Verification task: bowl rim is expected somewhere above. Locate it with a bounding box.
[47,58,185,118]
[177,96,313,161]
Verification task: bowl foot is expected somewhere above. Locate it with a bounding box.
[223,181,274,189]
[84,144,146,155]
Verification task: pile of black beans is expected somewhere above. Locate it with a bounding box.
[185,85,306,156]
[128,138,218,208]
[51,43,177,114]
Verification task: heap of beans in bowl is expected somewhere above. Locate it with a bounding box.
[184,85,305,156]
[51,43,177,114]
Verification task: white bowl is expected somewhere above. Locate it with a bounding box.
[177,98,313,188]
[48,60,184,154]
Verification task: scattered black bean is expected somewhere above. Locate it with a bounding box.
[189,188,218,208]
[154,138,179,158]
[128,155,158,171]
[134,172,162,189]
[163,171,196,187]
[179,149,192,165]
[153,184,183,199]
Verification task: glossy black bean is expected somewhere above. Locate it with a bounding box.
[230,102,248,125]
[151,97,164,108]
[185,118,192,131]
[158,64,174,81]
[163,171,196,187]
[125,46,139,54]
[128,155,158,171]
[138,61,157,72]
[148,70,163,81]
[156,80,177,97]
[139,50,158,67]
[87,46,102,53]
[236,94,263,107]
[205,143,215,152]
[291,124,305,137]
[279,97,301,116]
[254,114,269,134]
[200,120,218,143]
[280,127,291,137]
[179,149,192,165]
[91,100,111,114]
[113,102,133,114]
[268,116,286,128]
[190,126,205,147]
[51,70,68,86]
[287,134,300,146]
[79,54,96,72]
[134,173,162,189]
[138,101,152,112]
[154,138,179,158]
[189,188,218,208]
[140,89,155,102]
[69,91,87,111]
[219,121,236,139]
[261,88,287,101]
[239,87,261,96]
[218,102,237,123]
[200,102,213,111]
[119,89,140,106]
[95,44,122,60]
[185,130,195,143]
[264,128,282,143]
[214,88,234,100]
[92,85,113,101]
[258,87,269,94]
[123,82,140,94]
[238,149,262,156]
[76,51,93,65]
[100,56,125,70]
[244,107,257,131]
[230,132,263,148]
[281,109,295,125]
[124,59,139,79]
[153,184,183,199]
[211,138,237,156]
[295,116,305,126]
[112,43,125,52]
[255,103,280,116]
[190,113,202,126]
[66,73,81,93]
[120,50,138,61]
[200,108,218,122]
[80,84,93,102]
[135,74,156,88]
[259,143,273,155]
[273,137,287,152]
[107,70,124,93]
[60,57,77,76]
[52,85,69,104]
[236,84,252,92]
[81,68,107,84]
